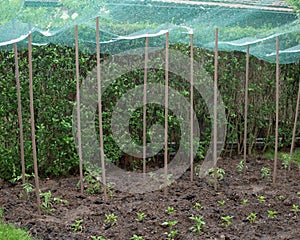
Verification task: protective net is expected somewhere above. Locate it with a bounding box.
[0,0,299,63]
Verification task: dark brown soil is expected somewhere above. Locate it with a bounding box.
[1,157,300,240]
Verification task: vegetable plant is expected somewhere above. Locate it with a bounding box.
[193,202,203,212]
[161,220,178,240]
[72,219,83,232]
[136,212,146,222]
[220,215,233,227]
[40,191,54,214]
[242,199,248,205]
[258,195,266,203]
[291,205,299,215]
[166,206,176,215]
[105,214,117,226]
[267,210,278,219]
[21,182,34,200]
[218,200,225,206]
[189,216,205,235]
[261,167,270,179]
[246,212,257,224]
[90,236,107,240]
[236,160,244,173]
[130,235,144,240]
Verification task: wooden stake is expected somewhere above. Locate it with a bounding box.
[143,37,149,177]
[213,28,219,191]
[190,34,194,182]
[273,36,280,185]
[75,26,84,194]
[243,45,249,175]
[96,17,107,200]
[28,35,41,215]
[164,32,169,195]
[14,43,26,185]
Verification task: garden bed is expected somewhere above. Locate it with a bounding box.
[0,156,300,240]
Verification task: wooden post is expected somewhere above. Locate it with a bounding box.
[75,26,84,194]
[14,43,26,185]
[28,35,41,215]
[164,32,169,195]
[190,34,194,181]
[143,37,149,176]
[96,17,107,200]
[213,28,219,191]
[273,36,280,185]
[243,45,249,175]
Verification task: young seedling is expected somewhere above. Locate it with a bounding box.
[260,167,270,179]
[278,195,285,200]
[21,182,34,200]
[267,210,278,219]
[166,206,176,215]
[242,199,248,205]
[136,212,146,222]
[246,212,257,224]
[40,190,54,214]
[104,213,117,226]
[291,205,299,215]
[72,219,83,232]
[90,236,107,240]
[53,197,68,204]
[218,200,225,206]
[258,195,266,203]
[220,215,233,227]
[189,216,205,235]
[162,220,178,240]
[130,235,144,240]
[193,203,203,212]
[206,168,225,181]
[236,160,244,173]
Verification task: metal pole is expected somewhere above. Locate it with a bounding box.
[28,35,41,215]
[289,77,300,170]
[143,37,149,176]
[164,32,169,195]
[14,43,26,185]
[243,45,249,175]
[190,34,194,181]
[96,17,107,200]
[273,36,280,185]
[75,26,84,194]
[213,28,219,191]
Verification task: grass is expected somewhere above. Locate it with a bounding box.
[264,149,300,166]
[0,221,32,240]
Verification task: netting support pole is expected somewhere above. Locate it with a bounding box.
[143,37,149,177]
[213,28,218,191]
[96,17,107,200]
[243,45,250,175]
[190,34,194,182]
[273,36,280,185]
[28,34,41,215]
[14,43,26,185]
[164,32,169,196]
[75,26,84,194]
[289,76,300,171]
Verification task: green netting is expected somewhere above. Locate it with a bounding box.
[0,0,299,63]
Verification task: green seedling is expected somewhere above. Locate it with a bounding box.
[53,197,68,204]
[130,235,144,240]
[261,167,270,179]
[206,168,225,181]
[189,216,205,235]
[72,219,83,232]
[281,153,290,169]
[236,160,244,173]
[40,190,54,214]
[267,210,278,219]
[258,195,266,203]
[104,214,117,226]
[218,200,225,206]
[136,212,146,222]
[297,192,300,196]
[90,236,107,240]
[242,199,248,205]
[21,182,34,200]
[193,203,203,212]
[246,212,257,224]
[166,206,176,215]
[278,195,285,200]
[162,220,178,240]
[291,205,299,215]
[220,215,233,227]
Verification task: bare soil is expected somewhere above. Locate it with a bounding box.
[1,157,300,240]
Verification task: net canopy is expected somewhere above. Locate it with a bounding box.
[0,0,299,63]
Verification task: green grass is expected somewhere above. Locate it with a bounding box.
[0,221,32,240]
[264,148,300,166]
